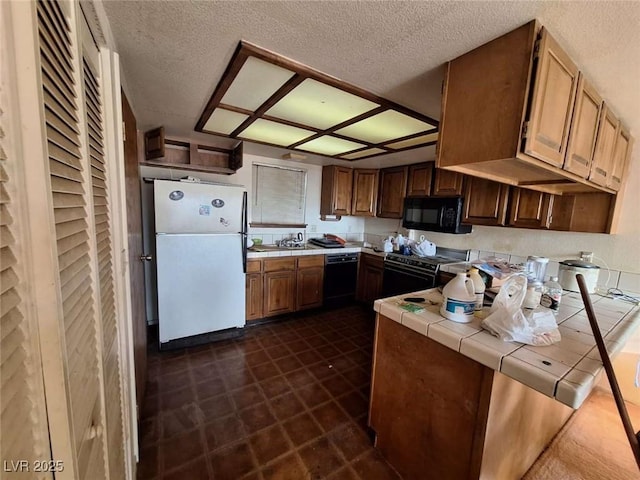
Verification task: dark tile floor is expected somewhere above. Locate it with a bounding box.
[137,305,401,480]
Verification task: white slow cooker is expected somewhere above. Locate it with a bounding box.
[558,259,600,293]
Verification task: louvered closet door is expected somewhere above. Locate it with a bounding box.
[83,50,125,480]
[36,1,106,478]
[0,52,52,480]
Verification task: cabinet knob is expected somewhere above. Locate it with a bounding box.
[140,254,153,262]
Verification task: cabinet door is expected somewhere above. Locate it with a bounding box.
[524,28,579,167]
[407,163,434,197]
[296,267,324,311]
[589,105,618,187]
[507,188,552,229]
[563,75,602,178]
[463,177,509,226]
[432,169,464,196]
[246,273,263,321]
[356,254,384,303]
[321,165,353,215]
[607,127,633,191]
[263,271,296,317]
[352,169,379,216]
[377,166,408,218]
[550,193,613,233]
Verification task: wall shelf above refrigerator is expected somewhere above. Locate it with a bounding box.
[143,126,243,175]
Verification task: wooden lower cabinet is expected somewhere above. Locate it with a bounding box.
[370,315,572,480]
[247,255,325,320]
[296,267,324,310]
[263,271,296,317]
[246,273,263,321]
[356,253,384,303]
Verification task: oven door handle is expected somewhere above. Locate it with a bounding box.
[383,263,435,280]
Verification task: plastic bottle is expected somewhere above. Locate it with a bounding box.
[440,273,476,323]
[540,276,562,312]
[468,267,485,312]
[523,281,543,309]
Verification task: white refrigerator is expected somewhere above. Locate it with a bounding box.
[154,179,247,348]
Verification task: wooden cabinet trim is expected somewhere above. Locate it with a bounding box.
[432,168,464,196]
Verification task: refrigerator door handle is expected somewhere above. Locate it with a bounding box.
[241,191,248,273]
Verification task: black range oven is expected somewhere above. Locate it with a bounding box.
[381,247,469,297]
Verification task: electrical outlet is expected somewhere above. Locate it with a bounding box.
[309,225,317,233]
[348,225,353,233]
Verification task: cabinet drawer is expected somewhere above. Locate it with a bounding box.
[297,255,325,269]
[246,259,262,273]
[264,257,296,272]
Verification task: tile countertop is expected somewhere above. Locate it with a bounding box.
[247,242,387,258]
[373,289,640,409]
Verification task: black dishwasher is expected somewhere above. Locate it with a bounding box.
[324,253,359,307]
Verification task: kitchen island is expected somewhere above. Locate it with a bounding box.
[369,289,640,479]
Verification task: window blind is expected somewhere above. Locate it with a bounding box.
[252,164,306,225]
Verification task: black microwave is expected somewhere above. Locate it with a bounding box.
[402,196,472,234]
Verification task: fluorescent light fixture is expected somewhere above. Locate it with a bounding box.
[267,79,379,130]
[341,148,387,160]
[220,56,295,111]
[196,41,439,161]
[239,119,315,145]
[297,136,367,156]
[203,108,250,135]
[386,132,439,149]
[335,111,435,144]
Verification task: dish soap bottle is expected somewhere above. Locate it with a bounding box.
[540,276,562,312]
[468,268,485,313]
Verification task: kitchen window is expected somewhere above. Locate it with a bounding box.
[251,163,307,227]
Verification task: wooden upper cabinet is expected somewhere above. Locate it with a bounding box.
[463,177,509,226]
[508,188,552,229]
[432,169,464,196]
[406,163,433,197]
[564,75,602,178]
[351,169,379,216]
[377,166,408,218]
[523,28,579,167]
[589,105,619,187]
[437,20,633,198]
[608,127,634,191]
[321,165,353,216]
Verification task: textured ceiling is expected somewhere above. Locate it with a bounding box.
[101,0,640,165]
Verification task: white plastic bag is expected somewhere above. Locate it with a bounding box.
[481,275,561,346]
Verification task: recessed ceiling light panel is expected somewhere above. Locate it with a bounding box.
[221,56,295,111]
[239,119,315,146]
[335,110,436,144]
[341,148,388,160]
[297,135,367,156]
[196,42,439,160]
[266,79,379,130]
[386,132,439,149]
[203,108,250,135]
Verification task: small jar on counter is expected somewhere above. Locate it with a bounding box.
[523,281,543,309]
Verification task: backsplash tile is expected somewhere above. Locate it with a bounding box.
[617,272,640,294]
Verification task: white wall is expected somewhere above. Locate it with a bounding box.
[140,153,366,245]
